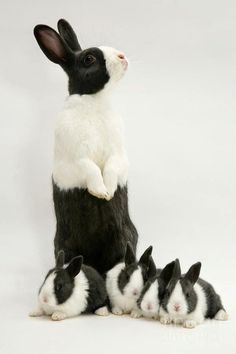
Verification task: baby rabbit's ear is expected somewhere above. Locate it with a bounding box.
[172,258,181,279]
[125,243,136,265]
[34,24,73,65]
[56,250,65,268]
[184,262,201,285]
[57,19,82,52]
[139,246,153,267]
[159,259,177,285]
[146,256,157,279]
[66,256,83,278]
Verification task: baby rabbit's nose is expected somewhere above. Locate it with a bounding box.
[133,289,138,296]
[43,295,48,303]
[146,303,153,311]
[174,304,180,312]
[117,52,125,60]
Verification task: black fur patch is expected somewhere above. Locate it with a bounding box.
[118,264,138,293]
[180,278,198,313]
[68,48,110,95]
[197,278,224,318]
[82,265,108,313]
[54,269,75,304]
[53,182,138,274]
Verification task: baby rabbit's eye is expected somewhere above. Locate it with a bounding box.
[186,292,190,298]
[165,289,170,297]
[84,54,96,66]
[55,283,62,292]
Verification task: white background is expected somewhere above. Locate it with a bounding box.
[0,0,235,353]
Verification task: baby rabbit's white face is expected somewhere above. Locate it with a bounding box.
[123,267,144,300]
[166,281,188,316]
[140,280,159,315]
[38,272,57,308]
[100,46,128,85]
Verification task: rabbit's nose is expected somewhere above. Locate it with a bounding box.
[117,52,125,60]
[174,304,180,312]
[133,289,139,296]
[43,296,48,303]
[146,303,153,311]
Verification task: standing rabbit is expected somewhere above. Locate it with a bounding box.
[159,259,228,328]
[33,19,138,273]
[29,251,108,321]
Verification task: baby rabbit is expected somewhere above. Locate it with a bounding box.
[106,243,153,318]
[138,257,176,320]
[159,259,228,328]
[29,251,108,321]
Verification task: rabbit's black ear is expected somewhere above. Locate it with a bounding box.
[56,250,65,268]
[139,246,153,266]
[147,256,157,279]
[159,260,176,285]
[66,256,83,278]
[57,19,81,52]
[184,262,201,285]
[172,258,181,279]
[34,24,73,65]
[125,243,136,265]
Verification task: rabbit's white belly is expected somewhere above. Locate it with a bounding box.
[52,94,128,190]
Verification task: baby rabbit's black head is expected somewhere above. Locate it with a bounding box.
[34,19,128,95]
[161,259,201,315]
[118,243,153,299]
[39,251,83,306]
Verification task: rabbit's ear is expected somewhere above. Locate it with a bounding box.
[66,256,83,278]
[146,256,157,279]
[184,262,201,285]
[57,19,81,52]
[172,258,181,279]
[139,246,153,267]
[125,243,136,265]
[34,24,73,65]
[159,260,176,285]
[56,250,65,268]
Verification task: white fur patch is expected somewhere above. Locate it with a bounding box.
[106,263,144,315]
[140,280,160,318]
[38,270,89,318]
[99,46,128,85]
[214,309,228,321]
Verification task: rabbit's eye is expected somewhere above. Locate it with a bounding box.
[55,283,62,292]
[84,54,96,66]
[186,292,190,298]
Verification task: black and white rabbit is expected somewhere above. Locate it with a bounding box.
[106,243,153,317]
[29,251,108,321]
[159,259,228,328]
[33,19,138,273]
[137,257,176,320]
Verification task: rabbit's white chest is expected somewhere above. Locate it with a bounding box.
[53,94,127,190]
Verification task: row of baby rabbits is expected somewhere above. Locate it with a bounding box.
[30,244,228,328]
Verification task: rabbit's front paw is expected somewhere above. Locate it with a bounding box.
[130,309,142,319]
[51,311,66,321]
[183,320,197,329]
[88,183,110,200]
[160,315,172,325]
[112,307,123,316]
